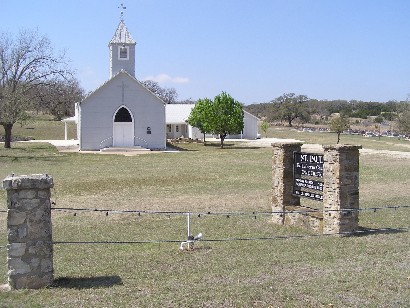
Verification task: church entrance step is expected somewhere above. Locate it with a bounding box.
[100,146,150,153]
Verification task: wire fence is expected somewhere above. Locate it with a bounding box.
[50,204,410,216]
[0,204,409,250]
[50,204,409,245]
[51,227,409,246]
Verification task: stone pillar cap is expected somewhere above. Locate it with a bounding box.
[271,142,304,148]
[2,174,54,190]
[322,144,362,151]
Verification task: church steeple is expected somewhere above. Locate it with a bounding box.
[109,18,136,78]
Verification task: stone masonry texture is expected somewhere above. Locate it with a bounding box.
[3,174,54,289]
[271,142,302,224]
[271,143,361,235]
[322,145,362,235]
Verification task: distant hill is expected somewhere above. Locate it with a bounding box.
[244,99,405,123]
[244,103,272,120]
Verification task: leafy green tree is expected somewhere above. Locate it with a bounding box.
[209,92,244,148]
[381,112,397,121]
[397,104,410,136]
[374,115,384,124]
[329,115,350,144]
[272,93,309,126]
[260,121,269,137]
[0,29,72,148]
[306,99,330,121]
[186,98,212,144]
[187,92,244,149]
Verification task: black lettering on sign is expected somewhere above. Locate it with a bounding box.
[294,152,324,178]
[293,152,324,202]
[293,189,323,201]
[294,178,323,191]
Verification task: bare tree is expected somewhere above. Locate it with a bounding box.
[141,80,177,104]
[0,29,72,148]
[37,78,84,120]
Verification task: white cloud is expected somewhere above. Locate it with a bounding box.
[143,73,189,84]
[172,76,190,84]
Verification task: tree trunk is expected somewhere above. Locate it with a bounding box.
[337,132,341,144]
[220,134,225,149]
[203,132,206,145]
[3,123,13,149]
[287,117,293,127]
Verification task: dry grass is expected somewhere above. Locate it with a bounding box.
[0,128,409,306]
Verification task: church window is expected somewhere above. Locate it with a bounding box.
[119,46,129,60]
[167,125,171,133]
[176,125,179,132]
[114,107,132,122]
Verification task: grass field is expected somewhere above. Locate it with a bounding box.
[0,119,409,307]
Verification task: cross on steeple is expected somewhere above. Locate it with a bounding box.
[118,3,126,21]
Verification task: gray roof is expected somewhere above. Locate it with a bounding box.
[165,104,260,125]
[109,20,136,45]
[165,104,195,124]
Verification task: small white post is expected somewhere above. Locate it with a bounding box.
[187,212,190,238]
[64,122,68,140]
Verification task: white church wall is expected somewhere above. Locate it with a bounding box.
[188,126,202,140]
[80,73,165,150]
[225,111,259,139]
[242,111,259,139]
[80,82,117,150]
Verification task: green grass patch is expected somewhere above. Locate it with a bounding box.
[0,115,77,141]
[0,135,409,306]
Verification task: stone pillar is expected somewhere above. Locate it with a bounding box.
[271,142,303,224]
[2,174,54,289]
[322,145,361,235]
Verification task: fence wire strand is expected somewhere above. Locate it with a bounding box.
[1,205,408,249]
[49,204,410,216]
[51,226,409,245]
[2,205,409,216]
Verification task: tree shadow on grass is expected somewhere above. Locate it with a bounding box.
[51,276,123,289]
[223,146,264,150]
[353,226,408,237]
[0,143,66,162]
[165,143,195,151]
[204,142,262,150]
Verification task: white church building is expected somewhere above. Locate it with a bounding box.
[77,19,166,150]
[165,104,259,140]
[75,17,259,150]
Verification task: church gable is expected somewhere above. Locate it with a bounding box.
[81,71,165,109]
[78,13,166,151]
[79,71,165,151]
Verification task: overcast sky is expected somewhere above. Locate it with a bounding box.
[2,0,410,104]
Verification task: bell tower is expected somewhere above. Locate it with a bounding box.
[109,6,136,78]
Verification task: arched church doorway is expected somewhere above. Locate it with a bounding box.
[113,106,134,147]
